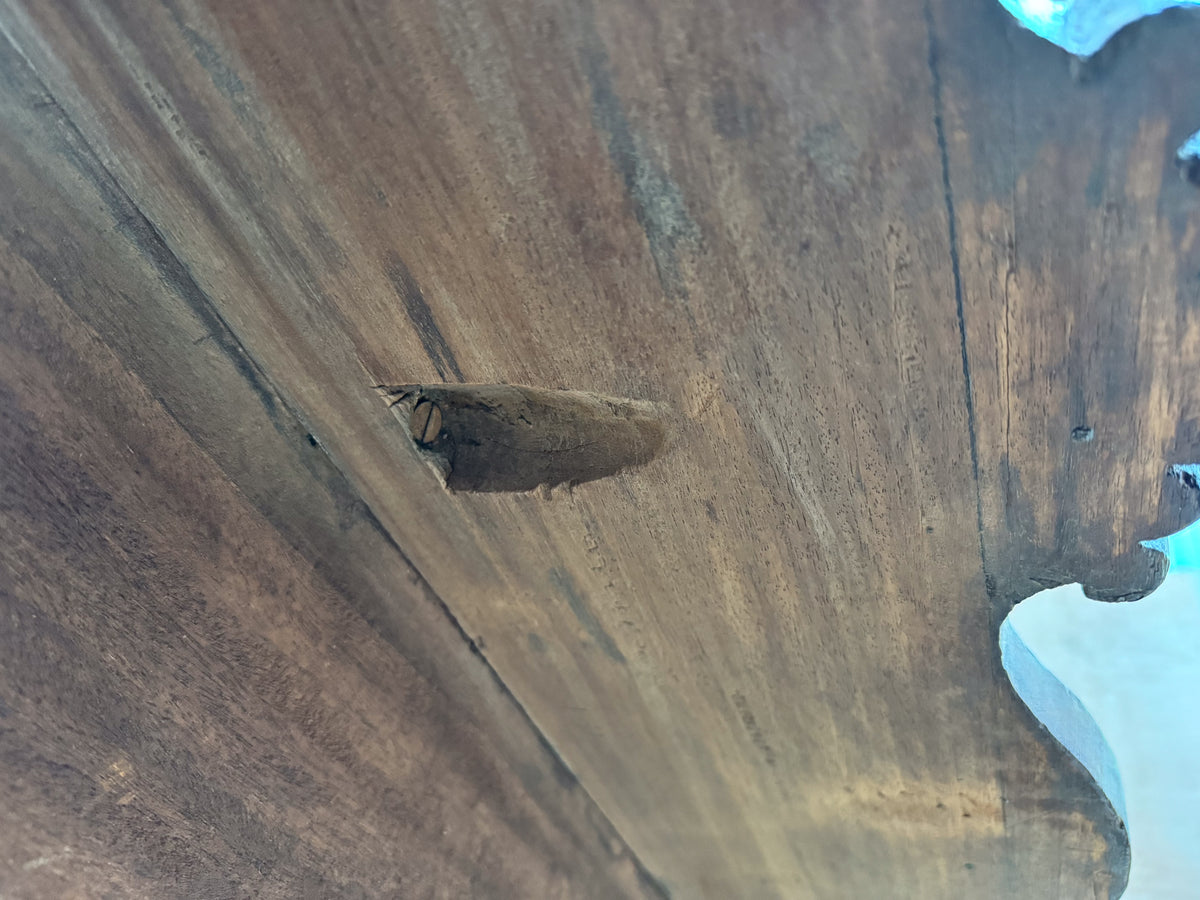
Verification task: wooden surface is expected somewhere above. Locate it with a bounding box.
[1,0,1198,897]
[0,15,661,897]
[0,279,656,900]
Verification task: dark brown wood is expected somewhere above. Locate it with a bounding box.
[0,21,661,897]
[1,0,1197,896]
[940,4,1200,602]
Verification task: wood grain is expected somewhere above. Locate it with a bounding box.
[938,3,1200,602]
[0,23,661,897]
[0,0,1197,896]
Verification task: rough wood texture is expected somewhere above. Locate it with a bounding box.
[1,0,1198,897]
[0,18,661,897]
[0,292,656,900]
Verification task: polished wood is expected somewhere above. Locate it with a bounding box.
[1,0,1197,896]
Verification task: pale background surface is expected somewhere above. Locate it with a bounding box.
[1009,531,1200,900]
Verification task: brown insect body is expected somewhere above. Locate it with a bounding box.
[376,383,668,493]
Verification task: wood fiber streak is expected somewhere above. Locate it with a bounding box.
[0,0,1197,897]
[0,17,660,898]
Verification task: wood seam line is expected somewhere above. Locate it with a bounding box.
[923,0,1021,845]
[923,0,991,592]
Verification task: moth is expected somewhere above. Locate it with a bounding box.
[376,383,668,493]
